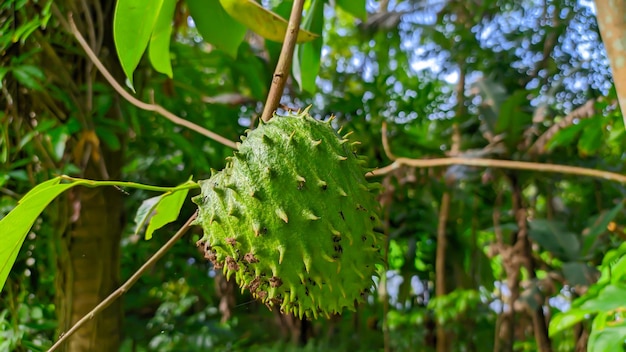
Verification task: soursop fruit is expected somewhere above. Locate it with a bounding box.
[193,111,382,319]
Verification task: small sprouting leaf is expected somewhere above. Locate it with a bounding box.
[113,0,165,88]
[133,196,161,236]
[148,0,177,77]
[133,183,191,240]
[145,188,189,240]
[219,0,318,44]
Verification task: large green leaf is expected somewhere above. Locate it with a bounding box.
[218,0,317,44]
[336,0,366,20]
[293,0,324,93]
[0,177,72,292]
[188,0,246,58]
[0,176,198,292]
[113,0,165,87]
[148,0,177,77]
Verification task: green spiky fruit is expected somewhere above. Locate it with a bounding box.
[193,111,382,319]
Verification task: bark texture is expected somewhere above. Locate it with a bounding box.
[52,1,125,350]
[595,0,626,125]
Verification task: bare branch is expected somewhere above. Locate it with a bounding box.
[261,0,305,122]
[369,156,626,184]
[56,10,238,149]
[48,212,198,352]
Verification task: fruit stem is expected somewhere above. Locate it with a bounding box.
[261,0,306,122]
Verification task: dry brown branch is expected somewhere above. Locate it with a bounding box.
[54,10,238,149]
[48,212,198,352]
[261,0,305,122]
[369,157,626,184]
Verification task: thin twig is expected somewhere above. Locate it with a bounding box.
[57,11,237,150]
[383,117,626,184]
[381,121,396,161]
[48,212,198,352]
[260,0,305,122]
[369,157,626,184]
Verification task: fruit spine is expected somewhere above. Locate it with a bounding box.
[193,111,382,319]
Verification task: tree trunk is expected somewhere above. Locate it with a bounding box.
[52,1,125,350]
[595,0,626,126]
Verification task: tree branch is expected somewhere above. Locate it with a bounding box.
[369,156,626,184]
[54,9,237,149]
[48,212,198,352]
[377,121,626,182]
[260,0,305,122]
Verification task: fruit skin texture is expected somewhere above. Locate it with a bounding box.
[193,111,382,319]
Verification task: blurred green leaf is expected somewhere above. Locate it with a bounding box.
[188,0,246,58]
[583,202,624,256]
[529,219,580,261]
[562,261,599,286]
[336,0,366,20]
[588,323,626,352]
[580,284,626,312]
[549,308,595,337]
[293,0,323,93]
[578,118,604,155]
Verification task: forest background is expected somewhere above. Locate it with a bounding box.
[2,0,626,351]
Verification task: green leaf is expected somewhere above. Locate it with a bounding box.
[95,126,121,151]
[11,65,45,90]
[549,308,595,337]
[218,0,318,44]
[336,0,366,20]
[148,0,177,77]
[578,118,604,155]
[580,284,626,312]
[588,323,626,352]
[144,187,189,240]
[0,176,198,292]
[133,196,161,237]
[0,177,72,292]
[113,0,165,88]
[546,119,592,151]
[562,261,599,286]
[528,219,580,261]
[188,0,246,58]
[293,0,324,93]
[582,202,624,256]
[495,90,531,149]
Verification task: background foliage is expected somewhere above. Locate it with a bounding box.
[2,0,626,351]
